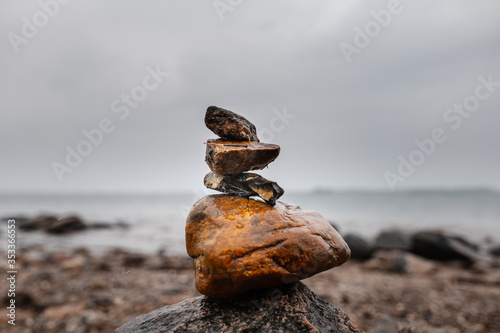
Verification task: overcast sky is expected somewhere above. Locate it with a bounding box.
[1,0,499,193]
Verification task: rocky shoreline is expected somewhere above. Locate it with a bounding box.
[1,242,499,332]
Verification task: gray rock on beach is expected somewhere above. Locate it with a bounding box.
[344,233,374,260]
[19,215,86,233]
[116,282,363,333]
[375,230,412,251]
[410,231,483,262]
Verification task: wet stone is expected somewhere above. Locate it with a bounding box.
[205,105,259,142]
[185,195,350,298]
[205,139,280,175]
[204,172,284,206]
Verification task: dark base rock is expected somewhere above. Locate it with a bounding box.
[116,282,363,333]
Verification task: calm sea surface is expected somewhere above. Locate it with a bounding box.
[1,190,499,254]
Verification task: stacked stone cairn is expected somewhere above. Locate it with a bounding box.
[117,106,361,333]
[186,106,351,298]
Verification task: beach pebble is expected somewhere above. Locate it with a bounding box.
[205,105,259,142]
[185,195,350,298]
[489,244,500,257]
[410,231,482,262]
[344,233,374,260]
[205,139,280,175]
[375,230,412,251]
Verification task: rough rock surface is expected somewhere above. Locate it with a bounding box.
[205,139,280,175]
[115,282,363,333]
[205,105,259,142]
[204,171,284,206]
[186,195,350,298]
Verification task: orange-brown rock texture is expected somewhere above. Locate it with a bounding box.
[186,195,351,298]
[205,139,280,175]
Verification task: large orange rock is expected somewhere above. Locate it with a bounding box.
[185,195,350,298]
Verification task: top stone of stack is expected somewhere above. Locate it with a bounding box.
[205,106,260,142]
[203,106,282,205]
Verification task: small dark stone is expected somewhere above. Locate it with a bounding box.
[344,234,374,260]
[205,105,259,142]
[204,172,284,206]
[375,230,412,251]
[116,282,363,333]
[123,254,145,267]
[2,292,37,309]
[205,139,280,175]
[46,216,86,234]
[19,215,57,231]
[410,231,482,262]
[388,250,407,274]
[489,245,500,257]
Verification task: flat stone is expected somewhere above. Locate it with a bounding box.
[185,195,350,298]
[204,172,284,206]
[205,139,280,175]
[205,105,259,142]
[115,282,363,333]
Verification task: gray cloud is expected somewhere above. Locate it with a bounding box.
[1,0,499,193]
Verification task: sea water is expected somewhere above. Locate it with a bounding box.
[1,190,499,254]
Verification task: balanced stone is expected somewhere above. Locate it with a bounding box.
[205,139,280,175]
[204,172,284,206]
[205,105,259,142]
[186,195,350,298]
